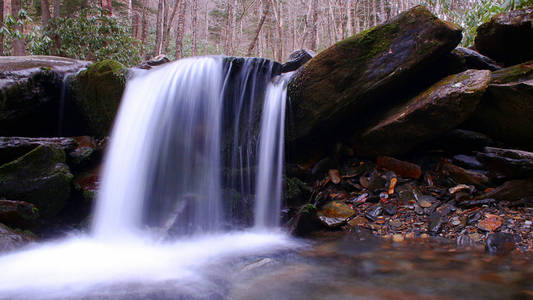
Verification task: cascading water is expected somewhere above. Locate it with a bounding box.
[0,56,296,299]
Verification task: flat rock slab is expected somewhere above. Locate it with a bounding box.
[357,69,491,156]
[476,147,533,179]
[474,7,533,66]
[287,6,462,146]
[0,223,35,253]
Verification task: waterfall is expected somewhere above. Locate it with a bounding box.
[93,56,286,237]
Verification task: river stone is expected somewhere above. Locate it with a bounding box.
[0,223,36,253]
[474,7,533,66]
[0,145,73,218]
[0,56,90,136]
[287,6,462,148]
[281,49,315,73]
[476,179,533,202]
[476,147,533,179]
[356,69,491,156]
[467,60,533,150]
[70,59,128,137]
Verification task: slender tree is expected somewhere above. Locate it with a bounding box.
[0,0,4,56]
[41,0,51,27]
[154,0,165,55]
[12,0,25,56]
[175,0,187,59]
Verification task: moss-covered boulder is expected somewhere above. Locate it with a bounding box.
[70,59,127,137]
[0,56,90,136]
[357,69,491,157]
[467,61,533,150]
[0,200,39,228]
[287,6,462,150]
[0,145,73,218]
[474,6,533,66]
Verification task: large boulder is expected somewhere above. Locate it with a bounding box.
[0,136,77,166]
[0,200,39,228]
[467,60,533,150]
[474,6,533,66]
[0,145,73,218]
[70,59,128,137]
[287,6,462,149]
[0,56,89,136]
[356,70,491,157]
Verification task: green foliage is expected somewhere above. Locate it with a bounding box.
[30,7,144,66]
[0,9,33,55]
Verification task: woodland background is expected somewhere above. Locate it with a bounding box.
[0,0,531,66]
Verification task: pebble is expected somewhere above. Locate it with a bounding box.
[392,234,404,243]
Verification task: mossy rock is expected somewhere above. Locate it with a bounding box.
[0,145,73,218]
[474,6,533,66]
[0,222,36,253]
[357,69,492,156]
[466,60,533,150]
[287,5,462,156]
[71,59,127,137]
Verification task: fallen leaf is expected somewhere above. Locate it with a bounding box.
[388,177,398,195]
[477,214,503,232]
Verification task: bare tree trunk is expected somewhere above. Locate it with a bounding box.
[269,0,283,61]
[101,0,112,15]
[41,0,51,27]
[372,0,377,26]
[175,0,187,59]
[132,12,140,39]
[299,0,313,49]
[247,0,270,56]
[354,0,360,33]
[162,0,181,54]
[204,0,208,54]
[0,0,4,56]
[346,0,353,37]
[223,1,233,54]
[309,0,318,51]
[141,0,148,47]
[327,0,337,42]
[12,0,24,56]
[191,0,198,56]
[53,0,60,18]
[379,0,386,22]
[154,0,164,56]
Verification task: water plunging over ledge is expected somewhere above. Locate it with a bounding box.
[0,56,297,298]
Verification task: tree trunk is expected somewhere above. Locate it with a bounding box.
[53,0,60,19]
[12,0,25,56]
[175,0,187,59]
[372,0,377,26]
[41,0,51,27]
[0,0,4,56]
[191,0,198,56]
[309,0,318,51]
[154,0,164,56]
[141,0,148,47]
[354,0,360,33]
[247,0,270,56]
[379,0,386,22]
[269,0,283,61]
[346,0,353,37]
[223,1,233,54]
[101,0,112,15]
[162,0,181,54]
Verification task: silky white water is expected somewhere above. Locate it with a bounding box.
[0,56,295,299]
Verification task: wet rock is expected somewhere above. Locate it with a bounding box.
[285,177,310,206]
[359,170,386,191]
[376,156,422,179]
[0,56,89,136]
[477,214,503,232]
[447,47,502,71]
[287,6,462,147]
[0,200,38,228]
[449,184,475,195]
[0,145,73,218]
[68,136,99,169]
[458,198,496,208]
[73,166,100,203]
[137,54,171,69]
[453,154,484,170]
[383,201,398,216]
[0,223,36,253]
[281,49,315,73]
[392,234,404,243]
[468,61,533,150]
[0,137,77,166]
[311,157,338,177]
[365,205,383,221]
[318,216,346,229]
[290,204,323,236]
[468,211,482,225]
[428,213,445,234]
[486,232,516,254]
[474,7,533,66]
[476,147,533,179]
[457,233,475,247]
[442,163,489,187]
[476,179,533,202]
[70,59,128,137]
[319,201,354,219]
[357,69,491,156]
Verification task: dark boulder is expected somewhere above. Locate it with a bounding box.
[486,232,516,255]
[356,69,491,157]
[287,6,462,149]
[0,223,36,253]
[0,56,89,136]
[70,59,128,137]
[0,136,77,166]
[474,6,533,66]
[476,179,533,202]
[0,145,73,218]
[467,60,533,150]
[429,129,495,154]
[281,49,315,73]
[289,204,324,236]
[0,200,38,228]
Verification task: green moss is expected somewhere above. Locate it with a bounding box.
[71,59,127,136]
[491,61,533,84]
[299,203,317,215]
[336,23,399,63]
